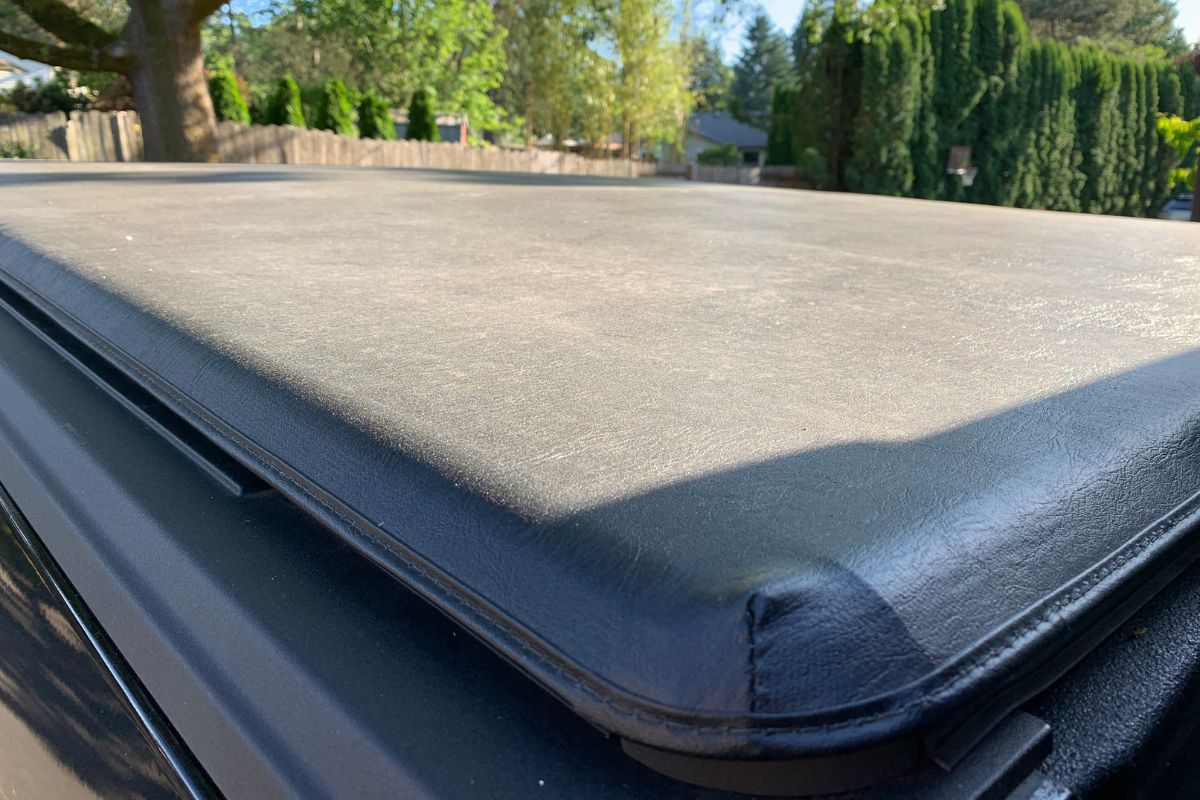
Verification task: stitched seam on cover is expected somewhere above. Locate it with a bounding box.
[7,271,1200,738]
[745,593,760,714]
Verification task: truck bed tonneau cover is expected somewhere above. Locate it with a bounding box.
[1,163,1199,790]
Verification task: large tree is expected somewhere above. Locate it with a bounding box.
[730,11,791,127]
[495,0,601,148]
[0,0,226,160]
[688,36,731,110]
[613,0,691,158]
[1014,0,1185,52]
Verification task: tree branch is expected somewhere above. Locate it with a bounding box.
[6,0,117,49]
[187,0,226,26]
[0,29,130,72]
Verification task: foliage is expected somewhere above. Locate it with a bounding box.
[730,13,792,127]
[495,0,600,146]
[357,91,395,139]
[265,75,306,127]
[1157,115,1200,194]
[1013,0,1185,53]
[572,47,618,155]
[313,78,356,136]
[765,84,794,166]
[207,61,250,123]
[846,4,921,196]
[1179,51,1200,119]
[697,142,739,166]
[613,0,691,158]
[689,37,732,112]
[788,0,861,190]
[193,0,704,155]
[206,0,505,141]
[775,0,1182,216]
[3,71,84,113]
[407,86,440,141]
[0,141,37,158]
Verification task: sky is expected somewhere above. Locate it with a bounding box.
[722,0,1200,60]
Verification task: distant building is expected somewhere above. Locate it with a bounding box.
[0,51,54,93]
[684,112,768,167]
[391,112,468,144]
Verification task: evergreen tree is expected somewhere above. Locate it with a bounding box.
[792,0,832,75]
[1178,52,1200,120]
[972,0,1029,205]
[314,79,357,136]
[931,0,989,200]
[847,7,919,196]
[774,0,1177,215]
[1014,0,1183,52]
[790,0,860,190]
[1074,46,1120,213]
[265,75,306,127]
[766,84,795,166]
[358,91,396,139]
[910,7,943,198]
[1040,42,1084,211]
[1139,61,1161,215]
[407,86,441,141]
[731,13,793,128]
[208,62,251,124]
[1117,61,1143,214]
[690,37,733,111]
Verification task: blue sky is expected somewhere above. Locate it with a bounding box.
[721,1,1200,59]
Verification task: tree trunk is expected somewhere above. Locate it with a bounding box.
[126,0,218,162]
[524,81,534,152]
[1193,168,1200,223]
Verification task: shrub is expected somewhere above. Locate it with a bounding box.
[4,72,81,114]
[314,79,356,136]
[1158,114,1200,195]
[265,76,305,127]
[697,143,740,166]
[0,142,37,158]
[358,91,396,140]
[406,87,440,141]
[208,64,250,124]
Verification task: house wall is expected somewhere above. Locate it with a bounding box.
[684,133,716,164]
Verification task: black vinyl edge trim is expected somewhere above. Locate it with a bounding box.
[2,264,1200,765]
[0,280,269,497]
[0,483,221,800]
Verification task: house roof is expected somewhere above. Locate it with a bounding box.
[0,50,54,91]
[687,111,768,149]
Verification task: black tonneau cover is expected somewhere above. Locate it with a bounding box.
[1,163,1198,785]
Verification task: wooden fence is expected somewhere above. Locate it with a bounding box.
[212,122,642,176]
[0,111,642,177]
[657,162,808,187]
[0,110,141,161]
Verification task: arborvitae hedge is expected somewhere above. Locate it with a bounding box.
[1178,57,1200,119]
[208,64,250,124]
[406,87,440,142]
[358,92,396,140]
[765,85,795,166]
[780,0,1189,217]
[314,79,357,137]
[265,76,306,127]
